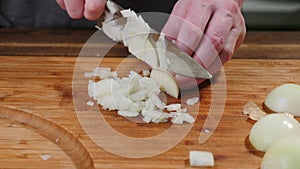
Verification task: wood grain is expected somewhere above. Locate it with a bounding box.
[0,55,299,169]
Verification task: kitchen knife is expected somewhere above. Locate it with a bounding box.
[97,0,212,79]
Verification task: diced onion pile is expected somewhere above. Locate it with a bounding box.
[86,67,196,124]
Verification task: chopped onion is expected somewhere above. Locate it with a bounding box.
[186,97,200,106]
[249,113,300,152]
[170,111,195,124]
[156,33,169,70]
[106,0,119,15]
[39,154,51,161]
[189,151,214,167]
[243,101,266,121]
[86,101,95,106]
[142,69,150,77]
[118,110,139,117]
[87,68,195,125]
[165,104,181,111]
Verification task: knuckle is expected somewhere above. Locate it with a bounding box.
[220,48,233,63]
[223,48,233,59]
[225,1,240,14]
[191,0,213,12]
[208,33,224,51]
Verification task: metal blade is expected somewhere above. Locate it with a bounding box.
[163,39,212,79]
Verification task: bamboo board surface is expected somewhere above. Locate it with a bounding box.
[0,29,300,169]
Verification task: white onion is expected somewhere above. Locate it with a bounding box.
[249,113,300,152]
[150,68,179,98]
[165,104,181,111]
[87,68,195,124]
[142,69,150,77]
[265,84,300,117]
[189,151,214,167]
[86,101,95,106]
[39,154,51,161]
[186,97,200,106]
[261,135,300,169]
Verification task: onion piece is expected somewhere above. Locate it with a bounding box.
[189,151,214,167]
[186,97,200,106]
[170,111,195,124]
[39,154,51,161]
[150,68,179,98]
[261,135,300,169]
[142,69,150,77]
[265,83,300,117]
[165,104,181,111]
[249,113,300,152]
[86,101,95,106]
[118,110,139,117]
[243,101,266,121]
[156,33,169,70]
[106,0,119,15]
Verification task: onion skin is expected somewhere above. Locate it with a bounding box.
[261,135,300,169]
[265,84,300,117]
[249,113,300,152]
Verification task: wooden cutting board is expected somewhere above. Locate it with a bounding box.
[0,55,299,169]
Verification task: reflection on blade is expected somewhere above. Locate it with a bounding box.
[148,33,212,79]
[164,39,212,79]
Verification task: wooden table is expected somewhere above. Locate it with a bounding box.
[0,29,299,169]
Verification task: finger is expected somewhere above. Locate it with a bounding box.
[175,21,203,55]
[161,0,192,40]
[56,0,66,10]
[234,19,246,50]
[193,11,233,69]
[220,28,240,62]
[84,0,107,20]
[176,0,213,55]
[64,0,84,19]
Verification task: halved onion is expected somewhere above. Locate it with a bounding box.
[265,84,300,117]
[261,135,300,169]
[249,113,300,152]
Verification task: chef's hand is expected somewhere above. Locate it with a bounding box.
[56,0,107,20]
[162,0,246,89]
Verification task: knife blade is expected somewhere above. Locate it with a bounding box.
[97,0,212,79]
